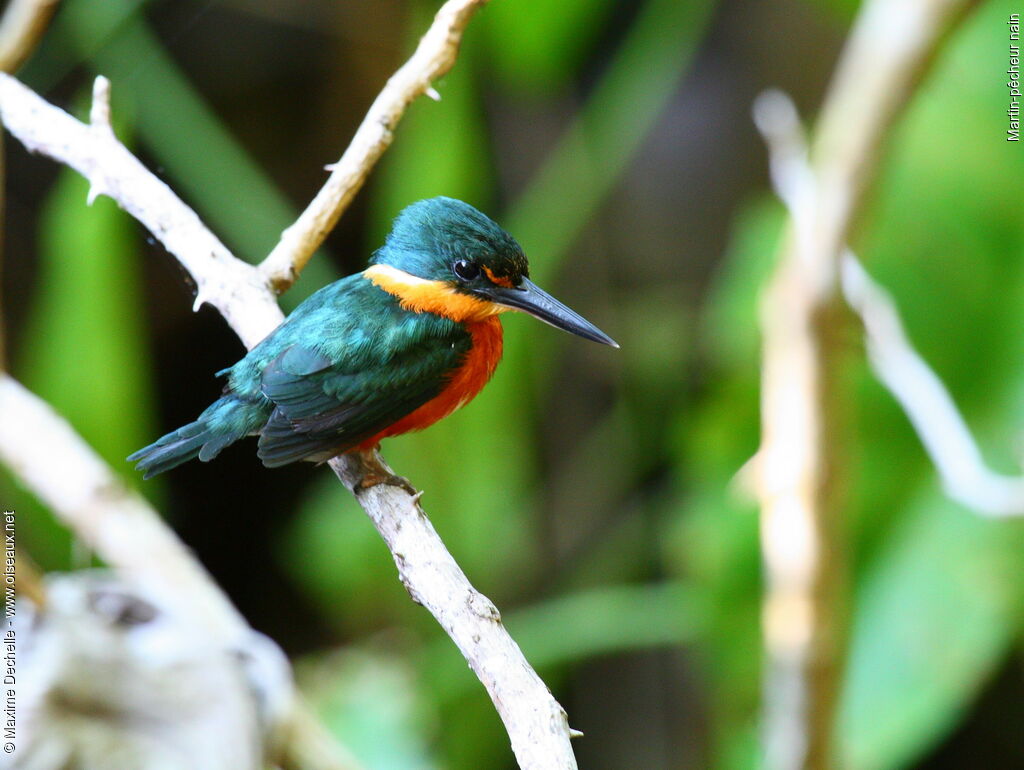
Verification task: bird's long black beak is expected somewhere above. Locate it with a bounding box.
[476,277,619,348]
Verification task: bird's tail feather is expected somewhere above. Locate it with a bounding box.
[128,395,262,479]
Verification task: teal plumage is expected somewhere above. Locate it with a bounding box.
[129,198,617,479]
[130,277,469,478]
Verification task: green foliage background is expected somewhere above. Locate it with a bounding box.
[2,0,1023,767]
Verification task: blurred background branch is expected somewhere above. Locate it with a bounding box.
[0,373,363,770]
[841,256,1024,517]
[0,373,246,636]
[753,0,977,768]
[758,87,1024,519]
[0,0,59,73]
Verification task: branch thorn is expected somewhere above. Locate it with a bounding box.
[90,75,113,135]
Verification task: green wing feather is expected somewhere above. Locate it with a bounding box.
[255,334,469,465]
[130,276,473,475]
[232,278,472,467]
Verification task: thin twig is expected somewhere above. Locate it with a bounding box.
[841,256,1024,516]
[258,0,489,293]
[0,0,59,74]
[758,89,1024,518]
[750,0,976,767]
[0,68,578,770]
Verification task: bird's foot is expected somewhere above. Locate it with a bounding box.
[354,471,417,497]
[345,448,419,497]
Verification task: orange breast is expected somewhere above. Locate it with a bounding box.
[354,316,504,449]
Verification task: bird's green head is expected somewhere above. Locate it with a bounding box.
[365,197,617,347]
[371,197,528,287]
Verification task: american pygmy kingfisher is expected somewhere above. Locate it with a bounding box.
[129,197,618,479]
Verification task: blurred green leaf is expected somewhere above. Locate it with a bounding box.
[504,0,715,282]
[19,172,155,463]
[299,649,439,770]
[280,474,400,630]
[702,198,785,369]
[481,0,615,94]
[800,0,860,24]
[498,0,716,489]
[657,192,772,768]
[838,498,1024,770]
[11,132,155,566]
[30,0,337,308]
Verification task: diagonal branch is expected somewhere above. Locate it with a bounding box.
[0,374,365,770]
[0,66,578,770]
[750,0,976,768]
[330,452,582,767]
[0,74,281,348]
[840,256,1024,516]
[258,0,489,293]
[757,90,1024,519]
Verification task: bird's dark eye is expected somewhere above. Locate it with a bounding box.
[452,259,480,282]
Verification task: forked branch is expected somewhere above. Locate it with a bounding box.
[751,0,976,767]
[0,3,578,764]
[757,89,1024,519]
[258,0,490,293]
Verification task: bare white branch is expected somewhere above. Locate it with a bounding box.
[0,72,282,349]
[841,257,1024,516]
[331,453,579,770]
[0,57,579,770]
[758,88,1024,519]
[258,0,490,293]
[750,0,976,767]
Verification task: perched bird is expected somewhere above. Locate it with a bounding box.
[129,197,617,479]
